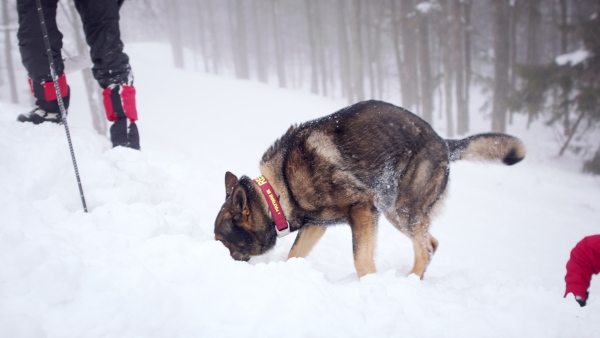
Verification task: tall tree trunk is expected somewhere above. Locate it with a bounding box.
[228,0,239,76]
[367,4,376,99]
[252,0,268,83]
[559,0,570,135]
[314,0,328,97]
[306,0,319,94]
[441,1,455,137]
[194,0,210,73]
[454,0,468,134]
[271,0,286,88]
[391,0,406,107]
[167,1,184,69]
[492,0,511,133]
[369,3,384,99]
[525,0,542,65]
[2,0,18,103]
[454,0,471,135]
[400,0,419,111]
[463,0,472,130]
[167,2,184,69]
[206,0,222,75]
[508,0,518,125]
[351,0,364,101]
[559,0,569,54]
[235,0,250,79]
[418,9,433,123]
[229,0,249,79]
[337,0,352,102]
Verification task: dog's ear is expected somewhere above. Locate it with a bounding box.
[231,185,249,216]
[225,171,238,198]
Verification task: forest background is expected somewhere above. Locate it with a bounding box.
[1,0,599,173]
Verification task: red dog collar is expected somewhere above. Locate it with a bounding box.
[253,175,291,238]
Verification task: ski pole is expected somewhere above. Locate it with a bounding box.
[35,0,88,213]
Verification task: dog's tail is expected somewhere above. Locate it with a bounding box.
[446,133,526,165]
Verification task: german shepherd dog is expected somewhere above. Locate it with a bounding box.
[215,100,525,279]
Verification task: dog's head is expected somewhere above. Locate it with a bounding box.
[214,172,277,261]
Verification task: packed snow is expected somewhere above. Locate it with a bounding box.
[1,43,599,338]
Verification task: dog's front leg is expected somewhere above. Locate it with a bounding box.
[288,224,326,259]
[349,203,378,278]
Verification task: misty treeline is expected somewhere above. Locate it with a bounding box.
[1,0,599,172]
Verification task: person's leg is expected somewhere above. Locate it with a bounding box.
[75,0,139,149]
[16,0,70,124]
[103,85,139,150]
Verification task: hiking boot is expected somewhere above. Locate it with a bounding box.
[17,108,62,125]
[128,122,140,150]
[110,118,140,150]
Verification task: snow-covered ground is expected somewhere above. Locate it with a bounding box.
[1,43,599,337]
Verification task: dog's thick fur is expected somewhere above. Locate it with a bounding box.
[214,100,525,279]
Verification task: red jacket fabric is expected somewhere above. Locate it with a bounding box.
[564,235,600,299]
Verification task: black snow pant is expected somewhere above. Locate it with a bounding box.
[17,0,131,113]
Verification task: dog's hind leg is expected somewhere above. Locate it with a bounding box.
[385,210,438,279]
[386,156,447,279]
[349,202,379,278]
[288,225,326,259]
[408,220,438,279]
